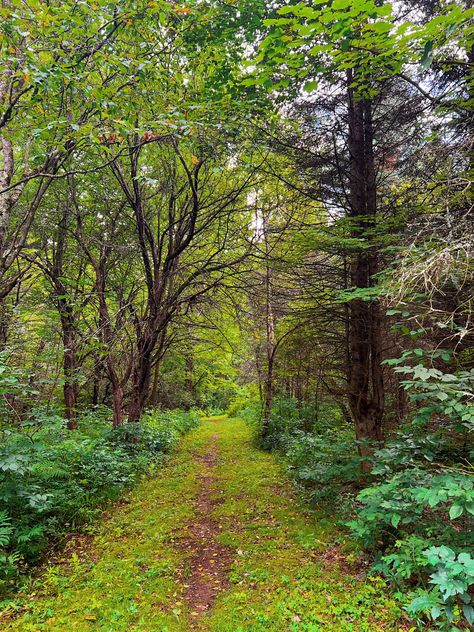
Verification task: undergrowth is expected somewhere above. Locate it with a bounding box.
[232,375,474,630]
[0,407,199,596]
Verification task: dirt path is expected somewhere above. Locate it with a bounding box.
[2,417,403,631]
[176,434,233,625]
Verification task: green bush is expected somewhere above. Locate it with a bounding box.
[282,429,362,506]
[106,409,199,455]
[256,360,474,630]
[0,407,199,592]
[349,457,473,630]
[226,384,260,419]
[247,396,360,508]
[346,358,474,632]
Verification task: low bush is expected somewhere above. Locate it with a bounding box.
[348,360,474,631]
[348,432,473,630]
[252,364,473,630]
[283,429,362,506]
[0,407,199,593]
[244,396,362,508]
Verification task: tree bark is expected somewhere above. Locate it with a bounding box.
[95,260,127,428]
[148,360,161,407]
[346,74,385,468]
[60,309,79,429]
[128,339,153,422]
[261,215,276,439]
[262,355,274,439]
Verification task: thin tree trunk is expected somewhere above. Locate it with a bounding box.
[148,360,161,407]
[261,217,275,439]
[262,355,274,439]
[185,352,194,408]
[60,313,79,430]
[95,262,127,428]
[111,382,124,428]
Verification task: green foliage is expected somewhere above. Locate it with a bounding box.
[0,353,37,421]
[251,0,474,100]
[246,396,362,510]
[256,396,343,445]
[283,429,362,508]
[232,391,262,428]
[0,511,19,581]
[0,408,199,592]
[400,546,474,628]
[349,460,473,629]
[106,409,199,456]
[346,356,474,630]
[402,367,474,433]
[348,467,473,540]
[257,358,473,630]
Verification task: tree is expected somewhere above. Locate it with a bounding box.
[246,0,473,460]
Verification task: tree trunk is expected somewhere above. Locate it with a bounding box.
[261,218,276,440]
[111,382,124,428]
[128,344,152,422]
[0,297,9,348]
[92,355,101,407]
[94,261,128,428]
[185,352,194,407]
[346,75,384,468]
[148,360,161,407]
[262,356,274,439]
[61,316,79,430]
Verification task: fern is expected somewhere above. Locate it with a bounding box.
[0,510,13,548]
[28,461,69,480]
[15,524,45,544]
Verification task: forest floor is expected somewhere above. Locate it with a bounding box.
[1,417,404,631]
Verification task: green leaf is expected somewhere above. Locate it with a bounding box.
[449,504,464,520]
[430,605,441,620]
[332,0,352,9]
[406,593,440,613]
[303,80,318,93]
[390,513,401,528]
[462,605,474,625]
[420,40,433,69]
[371,22,392,34]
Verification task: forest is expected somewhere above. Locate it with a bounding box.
[0,0,473,630]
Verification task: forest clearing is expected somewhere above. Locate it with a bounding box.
[0,0,473,630]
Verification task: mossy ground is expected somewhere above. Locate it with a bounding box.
[1,417,403,631]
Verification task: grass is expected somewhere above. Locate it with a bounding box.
[1,417,403,631]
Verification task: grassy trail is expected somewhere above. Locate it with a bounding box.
[2,417,402,631]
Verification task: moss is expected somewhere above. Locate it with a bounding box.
[2,417,402,631]
[206,418,400,632]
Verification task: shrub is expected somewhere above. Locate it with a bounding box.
[336,355,473,629]
[247,396,361,508]
[256,360,474,629]
[348,460,474,630]
[226,385,260,419]
[106,408,199,455]
[282,429,362,505]
[0,407,199,592]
